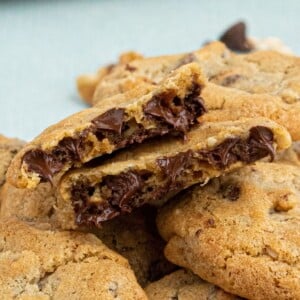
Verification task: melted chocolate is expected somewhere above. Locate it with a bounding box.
[219,21,253,52]
[72,170,151,226]
[156,150,193,189]
[70,126,275,226]
[22,85,206,183]
[23,149,63,184]
[92,108,125,134]
[199,126,275,168]
[144,85,206,134]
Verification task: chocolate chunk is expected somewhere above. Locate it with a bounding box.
[157,150,193,189]
[53,137,84,162]
[200,126,275,168]
[248,126,275,161]
[200,138,241,168]
[219,21,253,52]
[92,108,125,134]
[104,171,148,208]
[71,170,152,226]
[144,85,206,134]
[23,149,63,183]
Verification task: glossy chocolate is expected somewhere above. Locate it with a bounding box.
[70,126,275,226]
[156,150,193,189]
[72,170,151,226]
[144,84,206,134]
[22,85,205,183]
[23,149,63,183]
[92,108,125,134]
[200,126,275,168]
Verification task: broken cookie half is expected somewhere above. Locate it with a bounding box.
[7,63,206,189]
[57,118,291,229]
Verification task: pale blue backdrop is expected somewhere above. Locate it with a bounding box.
[1,0,299,140]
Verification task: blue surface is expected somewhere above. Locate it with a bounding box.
[1,0,299,140]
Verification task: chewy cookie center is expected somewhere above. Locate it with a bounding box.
[69,126,275,227]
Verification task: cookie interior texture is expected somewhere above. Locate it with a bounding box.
[58,119,290,227]
[157,162,300,299]
[145,269,238,300]
[7,63,206,189]
[0,218,147,300]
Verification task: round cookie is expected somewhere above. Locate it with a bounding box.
[0,218,146,299]
[93,206,176,287]
[0,134,25,187]
[157,162,300,300]
[145,269,238,300]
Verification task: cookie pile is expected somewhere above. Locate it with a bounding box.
[1,24,300,299]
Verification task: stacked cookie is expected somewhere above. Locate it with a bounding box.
[1,37,300,299]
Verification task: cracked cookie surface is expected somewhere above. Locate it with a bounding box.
[145,269,238,300]
[157,162,300,300]
[0,219,146,299]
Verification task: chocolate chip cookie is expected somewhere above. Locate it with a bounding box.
[85,42,300,141]
[0,218,146,299]
[7,63,206,189]
[57,118,290,228]
[93,207,176,287]
[90,42,300,106]
[0,135,24,187]
[145,269,238,300]
[157,162,300,299]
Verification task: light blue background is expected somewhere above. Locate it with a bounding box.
[1,0,299,141]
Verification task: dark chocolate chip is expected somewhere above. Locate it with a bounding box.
[71,170,152,226]
[219,21,253,52]
[156,150,193,189]
[53,137,84,162]
[248,126,275,162]
[92,108,125,134]
[144,85,206,134]
[104,171,147,208]
[23,149,63,183]
[200,138,241,168]
[199,126,275,168]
